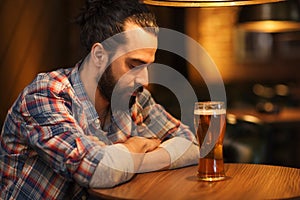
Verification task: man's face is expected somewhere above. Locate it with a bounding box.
[98,22,158,109]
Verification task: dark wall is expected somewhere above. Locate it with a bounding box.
[0,0,83,127]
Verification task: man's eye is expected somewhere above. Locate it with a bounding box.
[129,64,135,69]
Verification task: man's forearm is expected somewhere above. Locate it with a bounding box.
[137,147,170,173]
[89,144,135,188]
[158,137,199,169]
[89,137,161,188]
[89,137,199,188]
[139,137,199,172]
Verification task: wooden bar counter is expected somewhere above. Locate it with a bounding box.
[89,163,300,199]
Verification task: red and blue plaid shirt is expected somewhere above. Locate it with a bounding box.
[0,63,196,199]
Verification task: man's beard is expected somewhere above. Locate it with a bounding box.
[97,65,144,110]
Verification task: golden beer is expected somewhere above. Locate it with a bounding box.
[194,102,226,181]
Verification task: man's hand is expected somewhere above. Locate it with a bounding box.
[123,136,161,154]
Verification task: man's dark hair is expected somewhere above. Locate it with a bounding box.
[75,0,158,55]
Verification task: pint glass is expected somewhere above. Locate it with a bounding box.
[194,101,226,181]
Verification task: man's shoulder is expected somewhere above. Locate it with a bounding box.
[36,68,72,82]
[26,67,74,95]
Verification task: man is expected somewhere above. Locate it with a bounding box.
[0,0,199,199]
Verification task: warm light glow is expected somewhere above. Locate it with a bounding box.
[241,115,262,124]
[142,0,283,7]
[227,114,237,124]
[237,20,300,33]
[186,7,240,83]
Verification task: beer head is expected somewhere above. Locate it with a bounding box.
[194,101,226,113]
[194,109,226,115]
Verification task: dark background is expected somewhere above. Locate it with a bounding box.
[1,0,300,167]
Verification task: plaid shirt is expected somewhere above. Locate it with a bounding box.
[0,64,196,200]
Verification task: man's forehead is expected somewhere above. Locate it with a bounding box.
[123,22,158,51]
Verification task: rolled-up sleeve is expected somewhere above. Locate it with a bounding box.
[89,144,135,188]
[133,90,199,169]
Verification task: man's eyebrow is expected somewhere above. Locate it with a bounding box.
[131,58,148,65]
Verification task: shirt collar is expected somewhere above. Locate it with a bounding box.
[70,61,99,123]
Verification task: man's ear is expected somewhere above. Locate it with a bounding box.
[91,43,108,68]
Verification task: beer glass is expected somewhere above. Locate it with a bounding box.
[194,101,226,181]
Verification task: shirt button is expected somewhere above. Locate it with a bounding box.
[94,119,100,129]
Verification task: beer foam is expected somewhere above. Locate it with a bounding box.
[194,109,226,115]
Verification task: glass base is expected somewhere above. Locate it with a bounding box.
[197,175,226,182]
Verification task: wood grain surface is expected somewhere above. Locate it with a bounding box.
[89,163,300,200]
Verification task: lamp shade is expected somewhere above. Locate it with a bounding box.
[142,0,284,7]
[237,0,300,32]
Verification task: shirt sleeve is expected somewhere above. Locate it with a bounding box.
[19,79,103,187]
[89,144,135,188]
[159,137,199,169]
[132,90,197,141]
[133,90,199,168]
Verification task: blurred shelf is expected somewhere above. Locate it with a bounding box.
[227,107,300,125]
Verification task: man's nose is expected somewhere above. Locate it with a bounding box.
[135,66,149,86]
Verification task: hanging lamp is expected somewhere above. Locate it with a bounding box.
[237,0,300,32]
[141,0,284,7]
